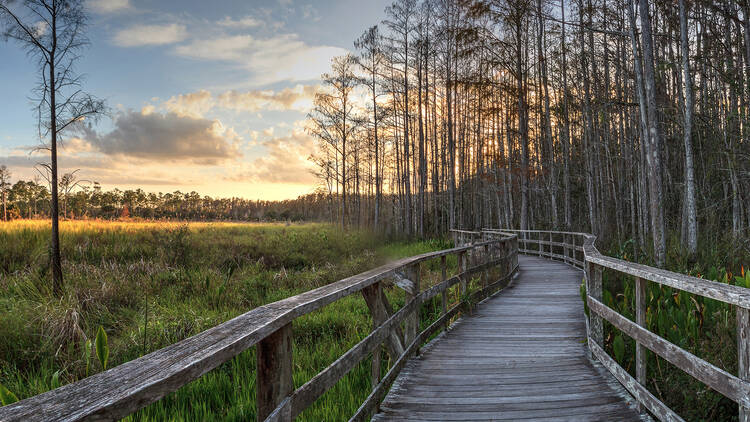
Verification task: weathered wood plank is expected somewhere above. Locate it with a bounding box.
[588,296,750,407]
[589,340,682,422]
[351,303,463,422]
[739,306,750,421]
[290,296,418,417]
[441,256,448,333]
[404,264,421,347]
[635,276,647,413]
[362,282,404,362]
[374,255,643,422]
[587,262,604,345]
[257,323,293,422]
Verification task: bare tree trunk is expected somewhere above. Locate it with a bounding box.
[50,15,64,294]
[516,20,530,231]
[561,0,572,229]
[447,48,456,230]
[538,0,557,228]
[638,0,666,267]
[580,1,597,234]
[679,0,697,257]
[418,38,426,237]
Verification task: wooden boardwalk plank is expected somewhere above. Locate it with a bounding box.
[373,255,645,421]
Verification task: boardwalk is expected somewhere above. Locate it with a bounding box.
[374,254,645,421]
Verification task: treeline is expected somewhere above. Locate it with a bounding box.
[308,0,750,264]
[0,172,334,222]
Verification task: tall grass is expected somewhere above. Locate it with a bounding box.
[0,220,457,420]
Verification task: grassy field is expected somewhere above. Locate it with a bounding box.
[0,220,458,421]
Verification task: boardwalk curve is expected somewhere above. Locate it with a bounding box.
[374,255,644,421]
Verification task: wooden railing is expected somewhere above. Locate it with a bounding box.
[485,228,750,422]
[0,232,518,422]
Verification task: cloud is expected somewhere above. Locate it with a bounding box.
[217,16,263,28]
[113,24,187,47]
[88,108,241,164]
[86,0,130,14]
[217,84,319,112]
[162,84,320,118]
[174,33,347,85]
[227,126,316,184]
[164,90,216,118]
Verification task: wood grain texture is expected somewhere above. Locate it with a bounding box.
[589,340,682,422]
[739,307,750,421]
[588,296,750,407]
[373,255,644,421]
[257,323,293,422]
[635,276,647,413]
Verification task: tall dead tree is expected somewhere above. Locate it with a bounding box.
[355,26,385,232]
[636,0,666,267]
[0,165,10,221]
[308,54,361,229]
[679,0,697,257]
[1,0,104,294]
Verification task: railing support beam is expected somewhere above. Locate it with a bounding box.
[635,276,647,413]
[441,256,448,333]
[257,323,293,422]
[404,263,421,352]
[586,262,604,347]
[739,306,750,421]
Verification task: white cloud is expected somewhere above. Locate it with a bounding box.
[217,16,263,28]
[86,0,130,14]
[174,33,347,85]
[113,24,187,47]
[164,90,216,118]
[227,126,317,184]
[161,84,320,118]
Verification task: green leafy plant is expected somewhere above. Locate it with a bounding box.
[84,339,92,377]
[613,334,625,363]
[0,383,18,406]
[735,266,750,288]
[96,326,109,370]
[51,370,61,389]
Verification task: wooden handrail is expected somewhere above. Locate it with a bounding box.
[486,228,750,421]
[0,234,518,422]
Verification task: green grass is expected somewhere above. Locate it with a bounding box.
[0,220,461,420]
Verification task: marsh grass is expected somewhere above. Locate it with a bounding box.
[0,220,457,420]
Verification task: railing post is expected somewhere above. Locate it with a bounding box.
[257,323,293,422]
[738,306,750,421]
[458,251,467,298]
[538,232,543,256]
[441,255,448,333]
[635,276,647,413]
[586,262,604,346]
[404,263,421,351]
[549,232,553,258]
[482,244,489,289]
[363,282,384,391]
[563,234,569,264]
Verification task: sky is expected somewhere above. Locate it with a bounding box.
[0,0,389,200]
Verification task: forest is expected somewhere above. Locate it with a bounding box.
[0,171,334,222]
[305,0,750,267]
